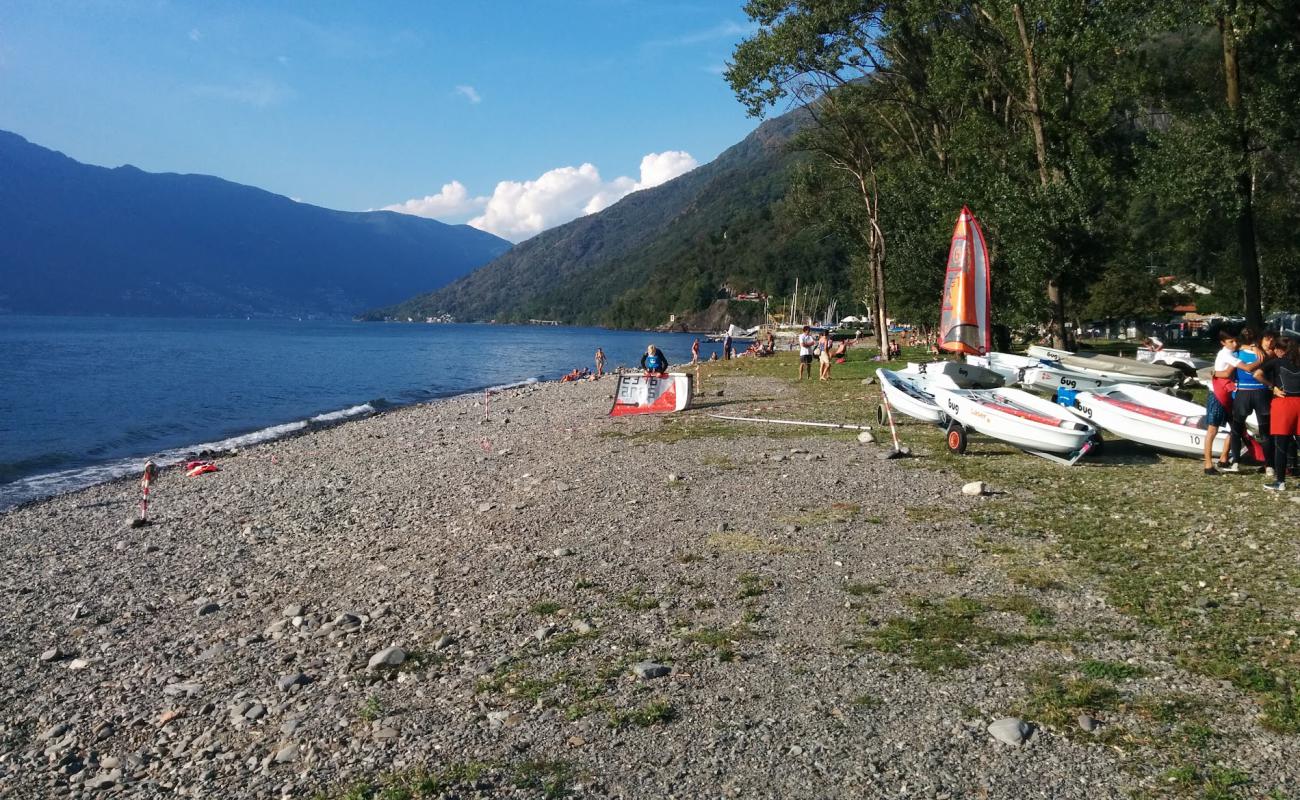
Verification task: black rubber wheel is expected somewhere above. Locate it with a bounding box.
[945,422,968,455]
[876,404,886,426]
[1087,431,1104,456]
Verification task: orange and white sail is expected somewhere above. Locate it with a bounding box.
[939,206,992,355]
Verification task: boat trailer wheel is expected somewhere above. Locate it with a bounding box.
[945,421,968,455]
[1087,431,1104,456]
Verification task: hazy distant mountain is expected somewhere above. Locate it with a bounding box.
[0,131,510,317]
[367,104,854,329]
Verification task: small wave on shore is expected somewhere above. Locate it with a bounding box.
[0,376,550,512]
[0,401,379,512]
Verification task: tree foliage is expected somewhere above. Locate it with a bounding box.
[725,0,1300,336]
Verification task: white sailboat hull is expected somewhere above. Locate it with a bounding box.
[1070,384,1227,457]
[970,353,1113,393]
[876,368,943,424]
[931,386,1097,454]
[1027,346,1180,386]
[905,360,1005,390]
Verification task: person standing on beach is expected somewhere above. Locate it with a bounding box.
[1228,327,1273,474]
[818,330,833,380]
[1203,329,1242,475]
[1253,335,1300,490]
[797,325,815,380]
[722,333,733,360]
[594,348,606,377]
[691,338,700,365]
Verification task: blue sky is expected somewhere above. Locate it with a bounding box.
[0,1,761,240]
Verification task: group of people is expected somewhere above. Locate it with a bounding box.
[1202,327,1300,490]
[796,325,849,380]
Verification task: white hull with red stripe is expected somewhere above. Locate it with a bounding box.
[1070,384,1228,457]
[930,385,1097,455]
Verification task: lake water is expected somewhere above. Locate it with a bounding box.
[0,317,722,509]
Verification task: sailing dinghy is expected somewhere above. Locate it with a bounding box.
[929,385,1099,465]
[905,360,1005,390]
[1027,346,1181,387]
[876,368,944,424]
[968,352,1114,394]
[1069,384,1228,457]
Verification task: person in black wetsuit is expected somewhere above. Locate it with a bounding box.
[1253,336,1300,490]
[640,345,668,373]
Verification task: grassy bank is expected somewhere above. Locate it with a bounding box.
[692,347,1298,798]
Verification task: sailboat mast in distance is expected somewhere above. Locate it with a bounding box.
[938,206,992,356]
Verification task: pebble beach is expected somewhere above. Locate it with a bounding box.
[1,372,1294,798]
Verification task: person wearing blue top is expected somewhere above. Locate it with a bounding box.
[1228,327,1273,473]
[640,344,668,373]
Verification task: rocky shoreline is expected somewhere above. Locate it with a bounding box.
[0,374,1292,798]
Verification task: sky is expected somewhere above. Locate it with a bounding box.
[0,1,763,241]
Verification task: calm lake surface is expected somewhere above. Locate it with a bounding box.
[0,317,720,509]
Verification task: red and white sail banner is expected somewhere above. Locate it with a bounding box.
[939,206,992,356]
[610,372,693,416]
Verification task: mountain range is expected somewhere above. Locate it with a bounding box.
[366,103,855,329]
[0,130,510,317]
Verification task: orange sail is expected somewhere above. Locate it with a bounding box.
[939,206,992,355]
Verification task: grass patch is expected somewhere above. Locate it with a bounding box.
[736,572,767,599]
[1020,666,1122,730]
[314,760,500,800]
[618,589,661,611]
[940,560,969,577]
[529,601,563,616]
[702,453,740,470]
[904,505,955,523]
[857,596,1040,672]
[705,531,796,554]
[776,502,859,527]
[845,582,882,596]
[852,693,882,709]
[542,630,600,654]
[358,695,384,722]
[609,699,677,728]
[986,595,1056,626]
[681,623,759,654]
[513,760,577,798]
[1077,659,1146,681]
[1007,565,1065,591]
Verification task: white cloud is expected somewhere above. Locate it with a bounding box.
[188,28,203,42]
[644,20,756,49]
[635,150,698,190]
[383,150,699,242]
[454,84,481,104]
[192,78,290,108]
[381,181,487,219]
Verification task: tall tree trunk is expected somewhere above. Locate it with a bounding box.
[1220,8,1265,329]
[1013,3,1068,348]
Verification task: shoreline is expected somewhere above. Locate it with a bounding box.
[0,362,1294,798]
[0,376,545,514]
